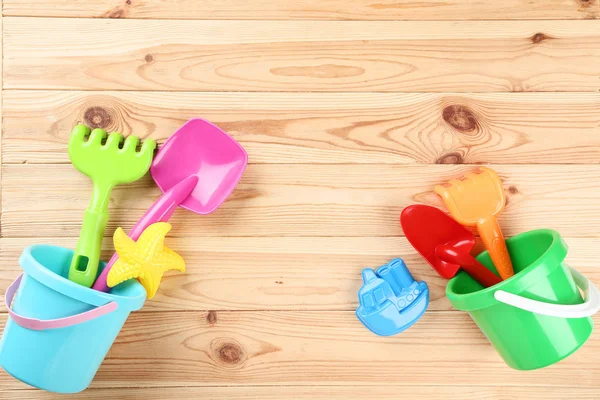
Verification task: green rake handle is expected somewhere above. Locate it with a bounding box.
[68,180,112,288]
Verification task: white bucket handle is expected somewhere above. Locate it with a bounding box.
[494,267,600,318]
[5,274,118,331]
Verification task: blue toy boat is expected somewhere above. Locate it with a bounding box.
[356,258,429,336]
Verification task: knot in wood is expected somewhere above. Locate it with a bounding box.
[442,105,479,134]
[206,311,217,325]
[530,33,550,44]
[83,106,113,129]
[435,152,464,165]
[218,343,244,365]
[210,338,247,368]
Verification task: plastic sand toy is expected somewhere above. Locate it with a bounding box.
[356,258,429,336]
[107,222,185,299]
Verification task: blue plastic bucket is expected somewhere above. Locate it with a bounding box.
[0,244,146,393]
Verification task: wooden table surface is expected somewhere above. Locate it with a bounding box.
[0,1,599,399]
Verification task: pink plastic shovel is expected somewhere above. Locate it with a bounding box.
[92,119,248,292]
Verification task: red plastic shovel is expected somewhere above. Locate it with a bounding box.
[400,204,501,288]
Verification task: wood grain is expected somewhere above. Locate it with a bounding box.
[1,311,599,389]
[5,386,600,400]
[2,91,599,165]
[3,164,600,238]
[2,2,600,398]
[1,236,598,311]
[1,15,3,213]
[3,0,599,20]
[4,18,600,92]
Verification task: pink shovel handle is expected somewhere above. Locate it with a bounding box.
[92,175,199,292]
[5,274,118,331]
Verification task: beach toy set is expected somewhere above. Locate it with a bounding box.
[1,120,598,393]
[356,166,599,371]
[0,119,248,393]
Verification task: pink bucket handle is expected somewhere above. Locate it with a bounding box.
[5,274,118,331]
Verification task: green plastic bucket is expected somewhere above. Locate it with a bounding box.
[446,229,599,370]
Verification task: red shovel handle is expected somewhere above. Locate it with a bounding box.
[436,244,502,288]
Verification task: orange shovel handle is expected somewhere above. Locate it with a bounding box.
[477,216,514,280]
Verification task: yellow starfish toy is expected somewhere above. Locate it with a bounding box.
[107,222,185,299]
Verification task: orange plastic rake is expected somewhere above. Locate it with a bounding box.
[434,167,514,280]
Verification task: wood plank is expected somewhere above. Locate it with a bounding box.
[3,0,599,20]
[1,15,3,223]
[5,386,600,400]
[1,311,599,388]
[3,164,600,238]
[2,91,599,165]
[4,18,600,92]
[0,236,597,311]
